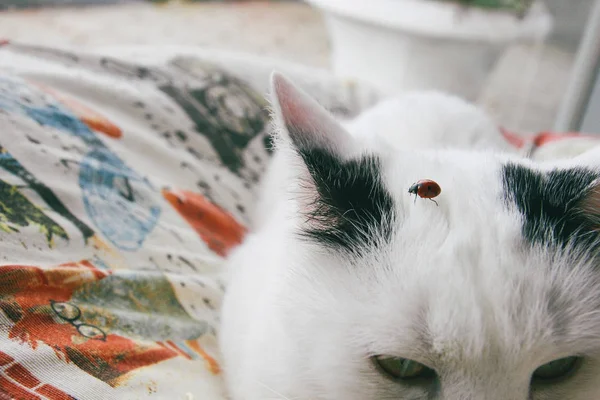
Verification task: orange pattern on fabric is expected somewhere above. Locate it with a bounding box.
[6,363,41,388]
[499,127,526,149]
[30,82,123,139]
[186,339,220,375]
[162,189,246,257]
[0,261,179,387]
[500,128,600,150]
[0,350,75,400]
[532,131,598,147]
[0,374,40,400]
[35,384,74,400]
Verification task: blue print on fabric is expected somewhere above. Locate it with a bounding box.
[0,76,161,251]
[80,148,161,251]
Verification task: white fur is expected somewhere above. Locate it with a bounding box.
[531,137,600,163]
[219,73,600,400]
[343,90,514,153]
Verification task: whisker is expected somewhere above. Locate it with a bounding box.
[255,380,295,400]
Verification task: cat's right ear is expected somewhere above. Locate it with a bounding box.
[269,72,394,254]
[269,71,357,157]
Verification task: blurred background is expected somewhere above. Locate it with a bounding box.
[0,0,598,134]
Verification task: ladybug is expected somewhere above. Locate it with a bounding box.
[408,179,441,205]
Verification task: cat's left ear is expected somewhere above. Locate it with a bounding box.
[269,71,358,157]
[579,179,600,221]
[567,148,600,222]
[503,163,600,251]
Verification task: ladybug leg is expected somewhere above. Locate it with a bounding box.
[428,198,439,206]
[413,194,417,204]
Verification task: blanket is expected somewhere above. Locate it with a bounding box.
[0,41,380,400]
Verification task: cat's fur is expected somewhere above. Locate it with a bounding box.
[219,72,600,400]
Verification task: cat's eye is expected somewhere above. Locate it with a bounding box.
[532,356,581,381]
[373,355,435,381]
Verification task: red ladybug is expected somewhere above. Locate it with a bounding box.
[408,179,441,205]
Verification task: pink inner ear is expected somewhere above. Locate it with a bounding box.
[271,72,354,154]
[271,73,309,131]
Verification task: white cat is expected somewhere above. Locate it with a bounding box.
[219,72,600,400]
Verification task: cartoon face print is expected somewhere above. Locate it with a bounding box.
[0,260,215,386]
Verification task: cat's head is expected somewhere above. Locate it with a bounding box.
[261,73,600,400]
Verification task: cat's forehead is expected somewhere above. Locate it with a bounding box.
[381,149,504,213]
[342,150,600,361]
[380,150,515,246]
[380,149,599,253]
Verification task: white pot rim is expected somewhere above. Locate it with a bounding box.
[305,0,553,43]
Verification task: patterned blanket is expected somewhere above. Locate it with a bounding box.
[0,41,381,399]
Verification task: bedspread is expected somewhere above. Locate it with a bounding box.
[0,41,381,400]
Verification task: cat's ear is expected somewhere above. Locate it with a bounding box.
[578,180,600,226]
[503,163,600,252]
[570,149,600,226]
[269,72,394,255]
[270,71,357,157]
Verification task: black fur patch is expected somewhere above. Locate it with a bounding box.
[297,148,395,254]
[502,163,599,252]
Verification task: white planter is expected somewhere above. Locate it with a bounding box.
[306,0,553,100]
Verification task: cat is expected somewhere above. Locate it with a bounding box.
[219,72,600,400]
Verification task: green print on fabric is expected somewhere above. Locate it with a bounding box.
[0,145,95,243]
[71,271,209,341]
[0,179,68,246]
